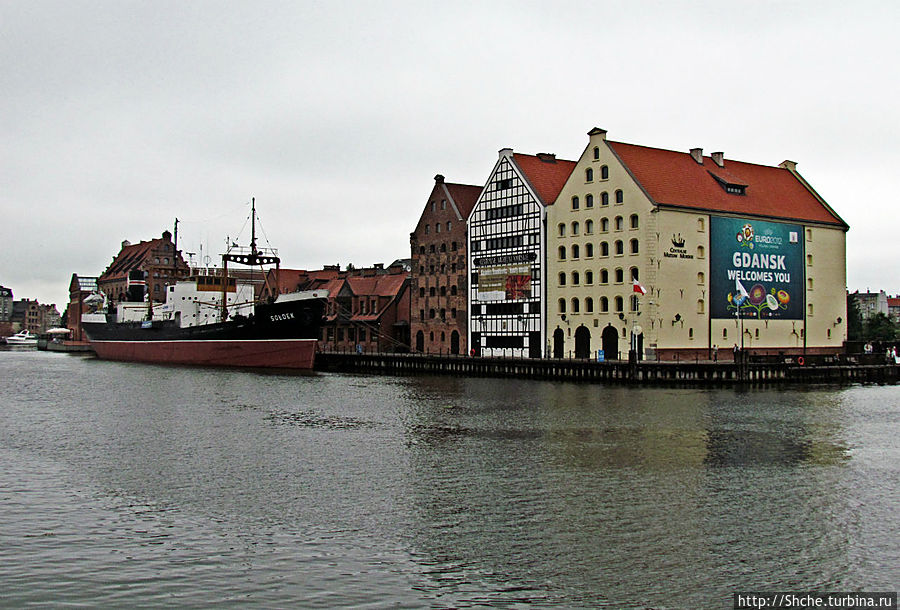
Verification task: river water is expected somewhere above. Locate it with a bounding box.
[1,349,896,608]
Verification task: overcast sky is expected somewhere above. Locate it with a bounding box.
[2,0,897,308]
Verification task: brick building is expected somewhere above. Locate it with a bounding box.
[410,174,481,355]
[66,274,99,342]
[259,266,343,300]
[319,263,411,353]
[99,230,189,303]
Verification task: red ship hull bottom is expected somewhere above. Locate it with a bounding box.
[90,339,318,369]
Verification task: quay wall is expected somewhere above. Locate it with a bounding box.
[315,352,899,386]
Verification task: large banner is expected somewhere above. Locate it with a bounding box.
[709,217,804,320]
[474,253,535,301]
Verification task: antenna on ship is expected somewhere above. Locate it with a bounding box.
[250,197,259,258]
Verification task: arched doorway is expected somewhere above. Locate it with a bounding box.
[574,326,591,359]
[415,330,424,352]
[601,324,618,360]
[450,330,460,355]
[553,328,565,358]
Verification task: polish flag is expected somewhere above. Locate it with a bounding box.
[632,280,647,295]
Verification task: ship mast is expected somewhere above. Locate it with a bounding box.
[220,198,281,322]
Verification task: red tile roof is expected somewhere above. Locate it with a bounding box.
[100,238,168,281]
[607,141,846,227]
[347,274,407,298]
[512,153,577,205]
[444,183,482,218]
[319,278,345,299]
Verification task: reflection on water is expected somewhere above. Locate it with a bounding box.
[0,350,897,608]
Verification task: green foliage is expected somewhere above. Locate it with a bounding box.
[847,294,863,341]
[864,312,897,342]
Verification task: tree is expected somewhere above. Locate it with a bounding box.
[864,312,897,342]
[847,294,863,341]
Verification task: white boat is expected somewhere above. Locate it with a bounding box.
[4,330,39,346]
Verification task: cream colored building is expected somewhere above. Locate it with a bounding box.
[547,128,848,361]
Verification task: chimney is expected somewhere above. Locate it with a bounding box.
[689,148,703,164]
[779,160,798,172]
[498,147,513,158]
[434,174,445,184]
[536,153,557,163]
[588,127,608,140]
[121,240,131,249]
[711,152,724,167]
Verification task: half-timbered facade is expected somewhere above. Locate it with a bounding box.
[467,149,575,357]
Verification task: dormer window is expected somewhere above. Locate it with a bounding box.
[709,171,747,196]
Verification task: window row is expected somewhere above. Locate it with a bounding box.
[558,239,639,259]
[418,262,460,274]
[558,267,639,286]
[558,215,639,236]
[584,162,610,181]
[557,294,641,314]
[418,285,459,297]
[483,203,524,220]
[571,189,624,210]
[419,308,458,320]
[423,221,452,235]
[417,241,460,254]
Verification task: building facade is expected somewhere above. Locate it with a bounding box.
[99,230,189,303]
[851,290,889,321]
[11,299,59,334]
[888,297,900,324]
[467,149,576,357]
[319,263,411,353]
[0,285,12,337]
[547,128,848,361]
[410,174,481,355]
[66,274,99,342]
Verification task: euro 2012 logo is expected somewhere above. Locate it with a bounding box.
[736,223,754,249]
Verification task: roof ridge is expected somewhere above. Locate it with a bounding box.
[609,139,790,171]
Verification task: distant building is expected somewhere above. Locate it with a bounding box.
[11,299,58,334]
[0,285,12,321]
[67,274,99,342]
[99,230,189,303]
[43,304,61,329]
[888,297,900,324]
[0,285,13,337]
[410,174,481,355]
[467,149,576,357]
[851,290,889,321]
